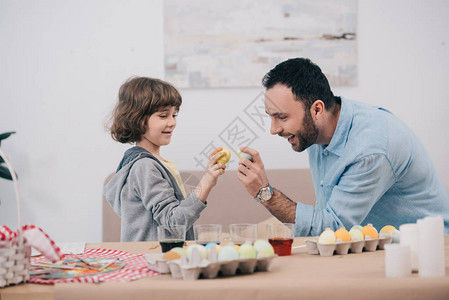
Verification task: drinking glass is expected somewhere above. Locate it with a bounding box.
[157,225,186,253]
[267,223,295,256]
[229,223,257,245]
[194,224,222,246]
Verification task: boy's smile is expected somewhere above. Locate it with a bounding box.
[140,106,178,150]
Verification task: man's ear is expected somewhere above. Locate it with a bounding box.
[310,100,325,120]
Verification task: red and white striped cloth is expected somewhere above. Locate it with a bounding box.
[29,248,158,284]
[0,225,63,262]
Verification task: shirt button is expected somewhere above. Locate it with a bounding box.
[320,180,324,187]
[323,151,328,156]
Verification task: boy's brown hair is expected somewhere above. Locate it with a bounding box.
[109,77,182,143]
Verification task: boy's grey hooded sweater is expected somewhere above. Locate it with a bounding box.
[104,147,206,241]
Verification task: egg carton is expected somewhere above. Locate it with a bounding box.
[305,236,393,257]
[145,253,276,280]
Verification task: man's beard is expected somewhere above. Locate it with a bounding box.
[292,110,319,152]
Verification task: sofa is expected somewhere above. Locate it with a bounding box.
[102,168,316,242]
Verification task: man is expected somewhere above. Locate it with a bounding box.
[237,58,449,236]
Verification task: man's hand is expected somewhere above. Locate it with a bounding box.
[237,147,269,197]
[237,146,296,224]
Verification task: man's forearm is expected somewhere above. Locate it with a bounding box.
[262,188,296,223]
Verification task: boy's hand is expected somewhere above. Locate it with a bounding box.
[195,147,226,202]
[204,147,227,186]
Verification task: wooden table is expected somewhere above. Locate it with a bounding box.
[1,237,449,300]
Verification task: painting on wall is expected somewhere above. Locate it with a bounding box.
[164,0,357,89]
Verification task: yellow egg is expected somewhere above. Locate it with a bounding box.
[335,227,351,242]
[216,148,231,164]
[318,228,336,244]
[362,224,379,239]
[351,225,363,231]
[238,243,257,258]
[380,225,400,243]
[349,227,364,241]
[380,225,396,234]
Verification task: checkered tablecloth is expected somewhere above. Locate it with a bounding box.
[29,248,158,284]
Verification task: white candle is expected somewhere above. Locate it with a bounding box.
[385,244,411,278]
[417,216,446,277]
[399,223,419,272]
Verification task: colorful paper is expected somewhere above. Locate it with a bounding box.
[29,248,158,284]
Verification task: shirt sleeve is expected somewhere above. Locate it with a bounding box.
[295,154,396,236]
[130,159,206,229]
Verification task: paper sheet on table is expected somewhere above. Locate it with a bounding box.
[31,242,86,256]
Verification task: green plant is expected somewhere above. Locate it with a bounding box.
[0,131,16,180]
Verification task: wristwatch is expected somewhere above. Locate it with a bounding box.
[254,184,273,203]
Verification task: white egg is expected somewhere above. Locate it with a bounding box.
[186,244,207,261]
[254,239,270,252]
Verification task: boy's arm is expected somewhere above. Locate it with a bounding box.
[131,159,206,229]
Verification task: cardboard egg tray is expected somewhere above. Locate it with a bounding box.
[305,236,393,257]
[145,253,276,280]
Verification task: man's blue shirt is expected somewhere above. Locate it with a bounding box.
[295,98,449,236]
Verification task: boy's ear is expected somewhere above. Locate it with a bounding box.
[141,116,149,133]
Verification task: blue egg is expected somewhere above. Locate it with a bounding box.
[205,242,218,250]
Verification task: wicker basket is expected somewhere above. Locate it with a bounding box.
[0,245,31,287]
[0,148,31,288]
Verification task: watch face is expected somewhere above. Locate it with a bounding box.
[261,188,271,201]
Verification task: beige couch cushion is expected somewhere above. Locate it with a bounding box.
[102,173,121,242]
[102,168,316,242]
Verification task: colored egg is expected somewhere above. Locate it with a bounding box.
[162,251,181,260]
[335,227,351,242]
[257,243,275,257]
[218,245,239,261]
[349,227,364,241]
[254,239,270,252]
[237,150,254,162]
[186,244,208,261]
[169,247,186,257]
[362,224,379,239]
[351,225,363,231]
[238,242,257,258]
[205,242,221,252]
[391,230,400,243]
[318,228,336,244]
[380,225,396,234]
[380,225,400,243]
[216,149,231,164]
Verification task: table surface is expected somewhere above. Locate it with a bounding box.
[1,237,449,300]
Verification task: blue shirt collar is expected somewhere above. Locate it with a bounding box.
[324,97,354,157]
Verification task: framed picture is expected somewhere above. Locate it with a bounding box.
[164,0,357,88]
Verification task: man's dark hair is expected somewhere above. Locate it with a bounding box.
[262,58,340,110]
